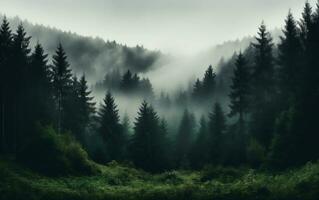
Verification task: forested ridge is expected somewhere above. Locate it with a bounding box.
[1,1,319,200]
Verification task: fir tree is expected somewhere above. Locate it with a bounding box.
[208,103,226,164]
[192,78,203,102]
[77,74,95,142]
[0,17,12,153]
[175,109,195,168]
[278,11,302,103]
[228,52,250,130]
[120,70,134,92]
[299,1,313,48]
[202,65,216,99]
[11,24,31,152]
[51,44,73,133]
[190,116,209,168]
[29,43,54,125]
[130,101,167,172]
[299,0,319,161]
[250,22,276,148]
[98,92,125,162]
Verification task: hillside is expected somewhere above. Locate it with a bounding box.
[1,158,319,200]
[0,15,163,83]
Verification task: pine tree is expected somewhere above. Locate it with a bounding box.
[278,11,302,103]
[98,92,125,162]
[299,0,319,161]
[228,52,250,131]
[0,17,12,153]
[29,43,54,125]
[130,101,167,172]
[202,65,216,99]
[250,22,276,149]
[51,44,73,133]
[139,78,154,99]
[190,116,209,168]
[11,24,31,152]
[208,103,226,164]
[77,74,95,142]
[175,109,195,168]
[299,1,313,48]
[192,78,203,102]
[120,70,134,92]
[158,118,171,169]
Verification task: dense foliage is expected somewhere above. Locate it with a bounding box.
[0,4,319,200]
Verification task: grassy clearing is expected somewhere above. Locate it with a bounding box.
[0,159,319,200]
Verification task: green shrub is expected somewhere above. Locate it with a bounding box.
[200,165,245,183]
[18,124,99,176]
[156,171,183,184]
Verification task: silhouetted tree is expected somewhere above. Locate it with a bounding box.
[98,92,125,162]
[28,43,54,126]
[229,52,250,132]
[51,44,73,134]
[208,103,226,164]
[278,11,302,105]
[192,78,203,102]
[175,109,195,168]
[202,65,216,99]
[130,101,168,172]
[78,74,95,135]
[190,116,209,168]
[250,22,276,149]
[11,24,31,152]
[0,17,12,153]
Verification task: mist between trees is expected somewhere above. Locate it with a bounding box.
[0,1,319,174]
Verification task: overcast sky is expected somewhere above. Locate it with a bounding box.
[1,0,317,54]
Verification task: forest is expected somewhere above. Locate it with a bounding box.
[1,1,319,200]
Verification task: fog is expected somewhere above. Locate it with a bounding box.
[1,0,316,55]
[1,0,317,128]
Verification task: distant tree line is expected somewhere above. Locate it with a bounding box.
[0,1,319,173]
[95,69,154,99]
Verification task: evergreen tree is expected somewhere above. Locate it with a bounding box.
[278,11,302,104]
[130,101,167,172]
[175,109,195,168]
[158,118,171,168]
[298,0,319,161]
[11,24,31,152]
[202,65,216,99]
[0,17,12,153]
[139,78,154,99]
[98,92,125,162]
[208,103,227,164]
[208,103,226,164]
[29,43,54,126]
[190,116,209,168]
[228,53,250,165]
[76,74,95,142]
[299,1,313,48]
[120,70,134,92]
[250,22,276,149]
[62,76,81,136]
[192,78,203,102]
[228,52,250,131]
[51,44,73,133]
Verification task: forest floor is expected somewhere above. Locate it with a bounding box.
[0,158,319,200]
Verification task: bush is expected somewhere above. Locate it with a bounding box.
[200,165,245,183]
[18,124,99,176]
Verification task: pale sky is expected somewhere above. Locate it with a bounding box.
[0,0,317,54]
